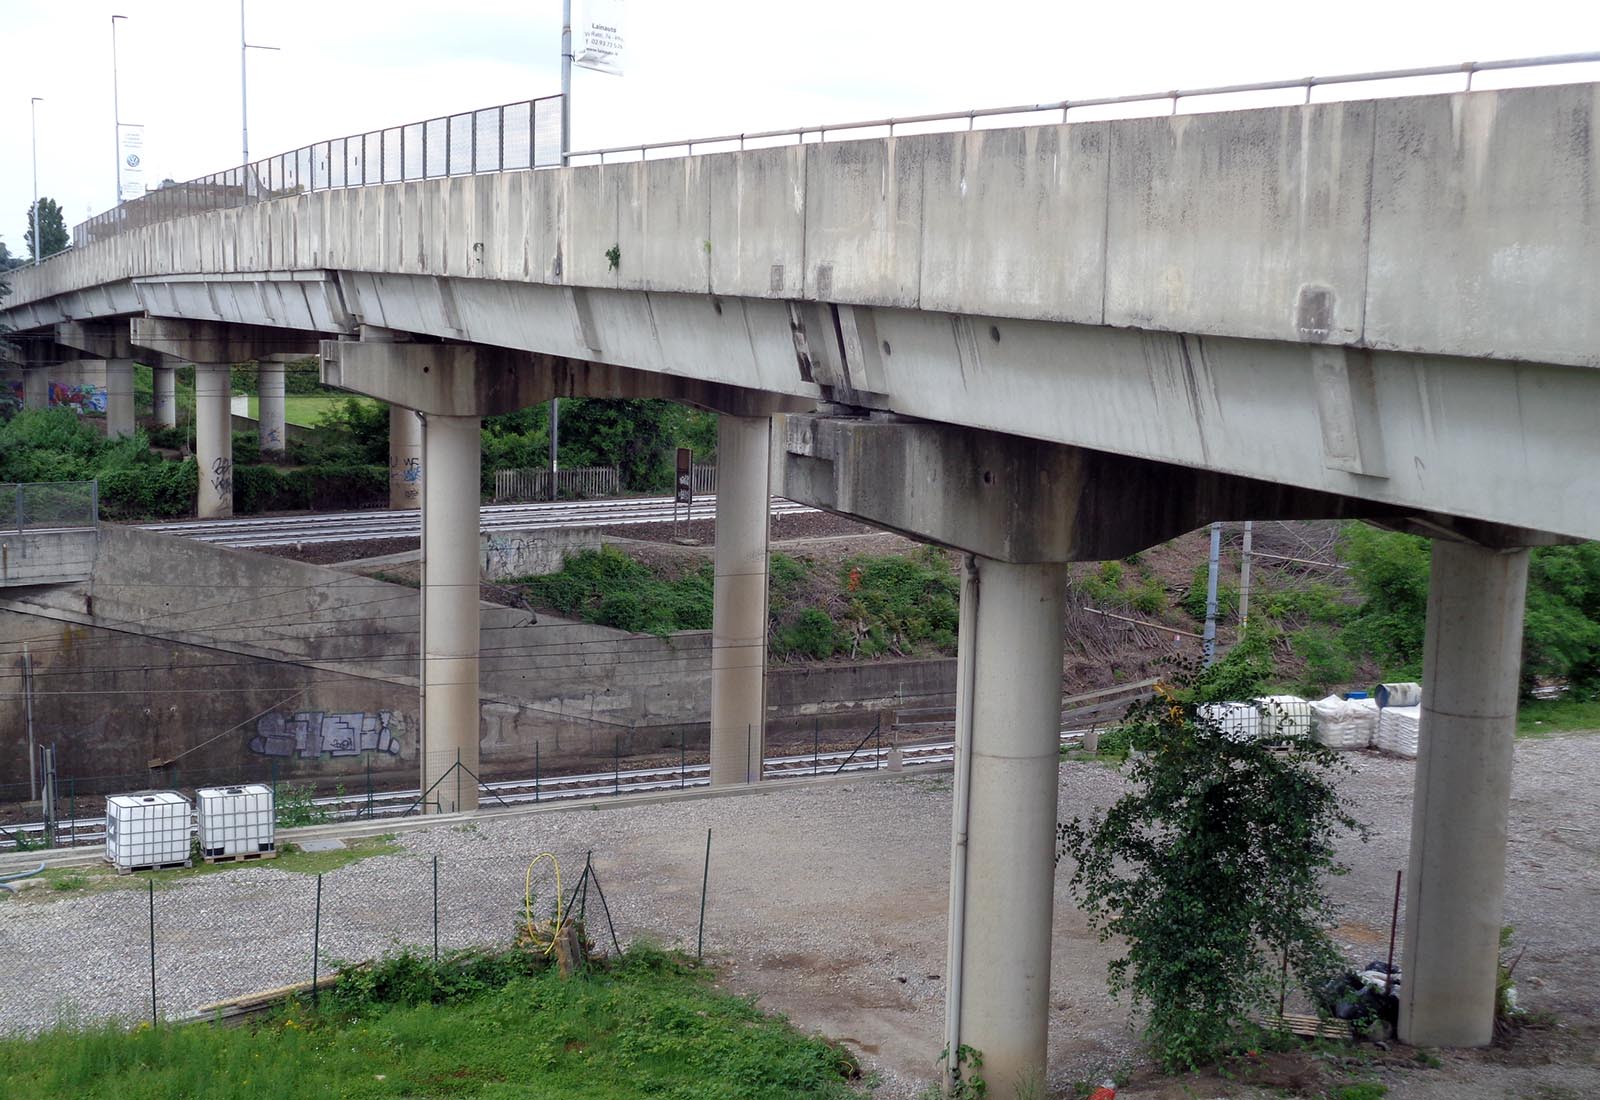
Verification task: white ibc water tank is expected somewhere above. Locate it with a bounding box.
[105,791,193,872]
[196,784,276,860]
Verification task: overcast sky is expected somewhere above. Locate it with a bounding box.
[2,0,1596,254]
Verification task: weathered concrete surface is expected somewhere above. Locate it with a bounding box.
[5,84,1595,366]
[0,529,98,586]
[2,85,1596,542]
[0,526,938,793]
[480,526,600,580]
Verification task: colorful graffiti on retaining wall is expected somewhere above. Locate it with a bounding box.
[49,382,108,415]
[248,710,406,760]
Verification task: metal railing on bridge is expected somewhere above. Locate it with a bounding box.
[73,95,563,248]
[1,481,99,532]
[60,52,1600,249]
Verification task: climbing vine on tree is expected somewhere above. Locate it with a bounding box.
[1056,658,1364,1071]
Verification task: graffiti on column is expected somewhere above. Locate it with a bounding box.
[211,456,233,496]
[248,710,406,759]
[264,427,282,446]
[48,382,109,415]
[391,455,422,502]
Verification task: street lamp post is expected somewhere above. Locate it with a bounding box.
[30,96,42,266]
[240,0,280,178]
[112,14,127,205]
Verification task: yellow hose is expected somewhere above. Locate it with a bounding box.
[523,852,565,956]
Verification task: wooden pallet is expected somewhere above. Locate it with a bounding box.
[202,849,278,866]
[1259,1012,1354,1040]
[114,859,191,876]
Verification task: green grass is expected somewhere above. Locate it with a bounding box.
[246,395,379,428]
[1517,697,1600,737]
[0,946,858,1100]
[17,837,400,901]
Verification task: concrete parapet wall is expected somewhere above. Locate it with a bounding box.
[3,83,1596,369]
[0,529,98,586]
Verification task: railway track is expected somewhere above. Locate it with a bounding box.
[139,495,814,549]
[0,731,1095,852]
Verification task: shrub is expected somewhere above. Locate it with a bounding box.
[1059,658,1363,1071]
[1181,560,1240,623]
[777,608,841,660]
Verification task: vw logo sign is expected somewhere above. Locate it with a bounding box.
[125,154,141,167]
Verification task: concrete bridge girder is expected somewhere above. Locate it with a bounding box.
[778,411,1535,1095]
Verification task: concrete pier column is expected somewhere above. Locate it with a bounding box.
[23,366,48,410]
[257,361,287,454]
[194,364,234,519]
[389,405,424,509]
[420,413,482,813]
[708,413,773,786]
[105,359,135,438]
[1399,539,1530,1048]
[152,365,177,428]
[947,557,1069,1100]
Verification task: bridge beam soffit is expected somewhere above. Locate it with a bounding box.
[322,338,810,419]
[129,317,320,364]
[778,413,1414,564]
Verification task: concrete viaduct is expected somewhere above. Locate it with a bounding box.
[3,78,1598,1096]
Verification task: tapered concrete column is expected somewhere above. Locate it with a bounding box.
[22,366,48,410]
[257,362,287,454]
[193,364,234,519]
[152,365,177,428]
[389,405,424,509]
[421,413,482,813]
[105,359,135,438]
[1399,539,1530,1048]
[946,557,1069,1100]
[708,414,773,786]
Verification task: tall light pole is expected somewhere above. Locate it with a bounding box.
[240,0,279,181]
[30,96,42,266]
[112,14,127,205]
[551,0,574,489]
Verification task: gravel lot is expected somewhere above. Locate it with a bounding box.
[2,735,1596,1099]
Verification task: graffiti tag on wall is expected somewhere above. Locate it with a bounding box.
[390,455,422,502]
[248,710,406,759]
[49,382,108,415]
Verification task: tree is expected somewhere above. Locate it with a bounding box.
[0,238,22,271]
[24,197,69,261]
[1058,659,1363,1071]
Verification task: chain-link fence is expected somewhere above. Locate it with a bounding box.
[1,481,99,532]
[74,96,563,248]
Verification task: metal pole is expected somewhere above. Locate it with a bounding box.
[813,719,819,776]
[148,879,157,1025]
[549,399,560,500]
[534,741,541,803]
[560,0,572,165]
[1239,520,1254,631]
[30,97,42,266]
[312,873,323,1005]
[1202,521,1222,665]
[696,828,711,962]
[23,642,36,802]
[240,0,248,168]
[614,734,620,796]
[432,855,439,963]
[112,15,127,205]
[680,729,686,789]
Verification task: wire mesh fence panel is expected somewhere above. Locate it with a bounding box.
[313,142,331,189]
[402,122,425,180]
[382,127,403,182]
[502,101,533,170]
[424,117,448,177]
[474,109,501,173]
[364,132,383,185]
[448,113,473,174]
[7,481,98,529]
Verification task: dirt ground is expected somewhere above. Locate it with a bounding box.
[2,734,1596,1100]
